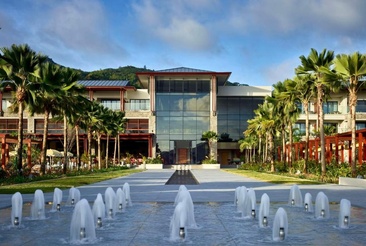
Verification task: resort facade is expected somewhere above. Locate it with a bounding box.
[2,66,366,166]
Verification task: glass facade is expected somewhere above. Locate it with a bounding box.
[155,79,210,164]
[217,97,264,141]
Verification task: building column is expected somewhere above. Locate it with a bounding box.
[120,90,125,111]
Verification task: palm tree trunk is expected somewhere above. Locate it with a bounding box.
[106,134,110,169]
[75,125,80,170]
[304,101,310,173]
[97,133,101,169]
[17,102,24,175]
[288,123,293,171]
[40,111,50,175]
[265,133,268,162]
[350,90,357,177]
[113,136,117,166]
[258,136,262,162]
[269,133,275,172]
[317,84,326,179]
[88,128,92,170]
[281,126,286,163]
[63,115,68,174]
[117,134,121,161]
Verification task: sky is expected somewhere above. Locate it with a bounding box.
[1,0,366,86]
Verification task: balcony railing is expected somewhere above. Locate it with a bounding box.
[125,102,150,111]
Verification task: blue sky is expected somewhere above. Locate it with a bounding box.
[1,0,366,86]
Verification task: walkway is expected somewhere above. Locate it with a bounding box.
[0,169,366,245]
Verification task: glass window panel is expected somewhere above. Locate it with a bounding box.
[156,95,170,111]
[183,117,196,134]
[196,94,210,111]
[184,95,197,111]
[183,81,196,92]
[169,95,183,111]
[156,116,170,134]
[156,80,169,92]
[169,134,183,140]
[183,134,196,140]
[169,117,183,134]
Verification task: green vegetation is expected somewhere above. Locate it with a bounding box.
[0,168,142,194]
[223,169,321,185]
[79,65,153,88]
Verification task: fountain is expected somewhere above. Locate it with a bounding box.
[70,199,96,243]
[288,184,303,207]
[315,191,330,219]
[104,187,117,219]
[272,207,288,241]
[92,193,105,228]
[339,199,351,229]
[247,188,257,218]
[170,201,188,242]
[51,188,63,212]
[116,188,126,212]
[236,186,251,218]
[173,185,197,228]
[258,193,270,227]
[304,192,313,212]
[123,182,132,206]
[11,192,23,227]
[30,189,45,220]
[66,187,80,206]
[234,186,241,205]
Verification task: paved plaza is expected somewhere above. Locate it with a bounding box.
[1,169,366,245]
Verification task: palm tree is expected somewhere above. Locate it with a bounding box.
[321,52,366,177]
[0,44,47,174]
[31,62,63,175]
[286,74,316,173]
[201,130,218,159]
[296,48,334,179]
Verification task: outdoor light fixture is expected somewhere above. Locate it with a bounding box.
[305,203,308,212]
[14,217,19,226]
[344,216,349,226]
[80,227,86,239]
[291,199,295,206]
[263,216,268,227]
[71,199,75,205]
[179,227,185,239]
[97,217,102,228]
[251,209,256,218]
[56,204,60,211]
[279,227,285,240]
[321,209,325,217]
[109,209,113,217]
[119,203,123,210]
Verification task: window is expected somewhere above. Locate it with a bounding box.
[2,99,11,112]
[129,99,150,111]
[125,119,149,133]
[0,119,27,133]
[293,123,306,135]
[356,100,366,112]
[35,119,63,134]
[323,101,338,114]
[101,99,120,111]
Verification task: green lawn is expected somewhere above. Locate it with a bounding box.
[0,169,143,194]
[223,169,322,185]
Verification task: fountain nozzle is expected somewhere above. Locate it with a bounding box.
[263,216,268,227]
[71,199,75,205]
[119,203,122,210]
[305,203,308,211]
[291,199,295,206]
[80,227,86,239]
[97,217,102,228]
[179,227,185,239]
[56,204,60,211]
[251,209,256,218]
[279,227,285,241]
[14,216,19,226]
[321,209,325,217]
[344,216,349,226]
[109,208,113,217]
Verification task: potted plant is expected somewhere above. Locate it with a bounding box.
[145,155,164,169]
[201,155,220,169]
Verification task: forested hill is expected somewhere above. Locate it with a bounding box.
[78,66,153,88]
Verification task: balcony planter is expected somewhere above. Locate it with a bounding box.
[145,163,163,169]
[202,164,220,169]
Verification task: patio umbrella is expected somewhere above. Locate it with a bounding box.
[60,151,73,157]
[46,149,63,157]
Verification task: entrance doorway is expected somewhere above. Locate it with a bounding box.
[174,140,191,164]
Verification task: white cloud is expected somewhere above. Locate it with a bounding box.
[264,58,299,85]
